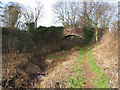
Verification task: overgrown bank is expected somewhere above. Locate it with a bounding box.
[2,26,92,88]
[93,29,118,88]
[2,26,115,88]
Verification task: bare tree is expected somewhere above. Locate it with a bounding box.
[22,7,34,23]
[1,2,22,29]
[22,1,44,30]
[53,2,80,28]
[53,2,66,27]
[53,1,93,28]
[79,1,95,28]
[80,1,115,42]
[34,2,44,28]
[68,2,79,27]
[91,2,115,42]
[0,2,22,52]
[53,1,115,42]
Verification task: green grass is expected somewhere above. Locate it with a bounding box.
[66,73,85,88]
[74,46,81,49]
[65,47,86,88]
[87,50,109,88]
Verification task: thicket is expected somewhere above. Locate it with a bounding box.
[34,26,64,42]
[2,26,64,54]
[82,26,94,44]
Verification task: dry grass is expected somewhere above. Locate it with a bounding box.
[2,53,41,88]
[93,29,118,88]
[40,49,79,88]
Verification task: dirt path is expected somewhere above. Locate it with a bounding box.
[82,51,95,88]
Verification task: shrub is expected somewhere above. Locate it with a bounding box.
[2,26,64,54]
[82,26,94,44]
[2,27,35,53]
[36,26,64,41]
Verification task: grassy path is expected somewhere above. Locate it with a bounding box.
[65,46,109,88]
[87,50,109,88]
[65,48,86,88]
[82,51,95,88]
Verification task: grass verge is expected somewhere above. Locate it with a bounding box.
[87,50,109,88]
[65,47,86,88]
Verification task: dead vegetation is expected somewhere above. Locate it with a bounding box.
[2,53,41,88]
[40,48,79,88]
[93,29,118,88]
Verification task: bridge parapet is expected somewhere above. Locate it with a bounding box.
[64,27,83,37]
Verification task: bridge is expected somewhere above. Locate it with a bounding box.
[64,27,83,39]
[63,27,109,42]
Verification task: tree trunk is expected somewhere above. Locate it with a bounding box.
[95,29,98,42]
[95,15,99,42]
[35,20,37,28]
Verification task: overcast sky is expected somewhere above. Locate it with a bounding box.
[0,0,119,27]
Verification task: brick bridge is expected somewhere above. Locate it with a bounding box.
[64,27,83,39]
[63,27,109,41]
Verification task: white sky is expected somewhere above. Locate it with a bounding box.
[1,0,62,27]
[0,0,119,27]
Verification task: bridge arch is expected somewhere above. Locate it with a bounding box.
[64,27,83,39]
[65,34,83,39]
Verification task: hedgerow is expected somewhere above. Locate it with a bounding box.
[2,26,64,53]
